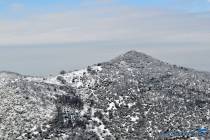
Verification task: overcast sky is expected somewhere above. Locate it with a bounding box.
[0,0,210,75]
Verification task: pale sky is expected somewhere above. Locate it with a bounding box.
[0,0,210,45]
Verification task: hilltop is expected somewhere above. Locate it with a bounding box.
[0,51,210,140]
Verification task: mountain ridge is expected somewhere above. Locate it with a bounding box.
[0,50,210,140]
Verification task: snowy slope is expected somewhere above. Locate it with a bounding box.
[1,51,210,140]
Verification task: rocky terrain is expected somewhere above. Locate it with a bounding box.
[1,51,210,140]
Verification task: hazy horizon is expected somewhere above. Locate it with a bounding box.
[1,42,210,76]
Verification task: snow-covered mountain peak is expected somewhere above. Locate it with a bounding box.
[1,51,210,139]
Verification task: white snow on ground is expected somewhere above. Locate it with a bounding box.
[190,137,199,140]
[89,124,112,140]
[144,107,151,116]
[126,115,139,122]
[115,96,126,106]
[0,88,56,139]
[206,109,210,120]
[25,77,43,82]
[0,72,19,87]
[63,69,87,83]
[26,66,103,88]
[1,66,110,139]
[44,66,102,88]
[107,102,117,110]
[25,76,61,85]
[127,68,133,72]
[44,76,61,85]
[127,102,136,108]
[31,65,111,140]
[87,107,113,140]
[130,116,139,122]
[91,66,103,71]
[61,68,93,88]
[80,104,89,116]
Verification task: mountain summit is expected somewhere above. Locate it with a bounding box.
[1,51,210,140]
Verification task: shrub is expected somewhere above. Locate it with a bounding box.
[59,85,76,94]
[87,66,92,72]
[56,95,84,109]
[94,111,103,120]
[57,76,66,84]
[60,70,66,75]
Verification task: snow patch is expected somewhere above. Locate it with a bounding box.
[91,66,103,71]
[127,102,136,108]
[80,104,89,116]
[127,115,139,122]
[107,102,117,110]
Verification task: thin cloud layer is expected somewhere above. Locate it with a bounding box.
[0,1,209,46]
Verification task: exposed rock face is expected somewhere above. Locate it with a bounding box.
[1,51,210,140]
